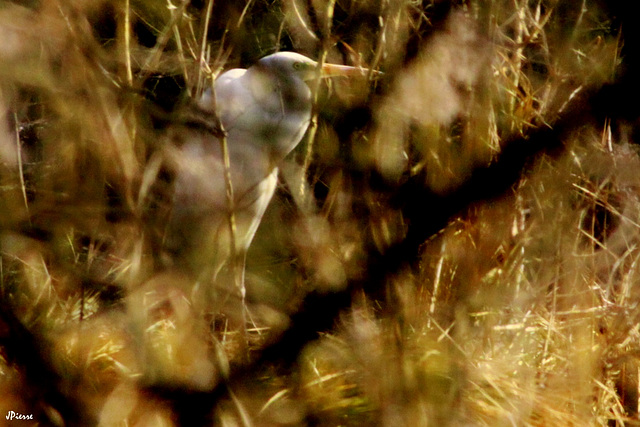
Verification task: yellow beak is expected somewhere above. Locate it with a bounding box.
[320,63,383,78]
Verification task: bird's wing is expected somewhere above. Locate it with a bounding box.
[161,115,279,273]
[213,68,255,132]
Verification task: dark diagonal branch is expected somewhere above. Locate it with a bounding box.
[153,72,633,427]
[0,298,92,426]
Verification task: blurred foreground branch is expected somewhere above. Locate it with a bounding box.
[2,0,640,425]
[0,298,90,425]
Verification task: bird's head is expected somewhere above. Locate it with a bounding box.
[255,51,378,83]
[256,52,317,81]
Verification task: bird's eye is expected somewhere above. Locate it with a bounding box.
[293,62,304,70]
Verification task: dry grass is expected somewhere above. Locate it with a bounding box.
[1,0,637,426]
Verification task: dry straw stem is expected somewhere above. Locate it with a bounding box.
[1,0,639,426]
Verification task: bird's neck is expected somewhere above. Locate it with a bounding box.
[248,68,312,116]
[245,68,312,158]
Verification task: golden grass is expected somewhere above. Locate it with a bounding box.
[1,0,637,425]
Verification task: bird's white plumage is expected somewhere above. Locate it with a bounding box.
[163,52,371,303]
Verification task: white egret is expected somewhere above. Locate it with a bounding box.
[161,52,378,315]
